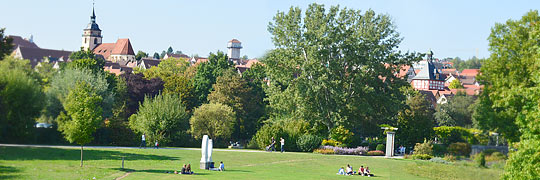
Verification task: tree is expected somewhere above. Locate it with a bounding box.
[0,60,44,143]
[57,81,103,167]
[191,51,234,106]
[208,70,264,140]
[47,69,114,120]
[167,46,174,55]
[153,52,160,59]
[396,92,436,148]
[189,103,235,140]
[175,50,183,54]
[0,28,13,59]
[450,56,484,71]
[68,49,105,74]
[129,93,189,145]
[135,51,148,60]
[448,79,464,89]
[265,4,419,136]
[35,59,58,89]
[434,94,475,126]
[120,73,164,116]
[472,10,540,179]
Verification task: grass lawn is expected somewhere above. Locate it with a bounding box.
[0,146,501,180]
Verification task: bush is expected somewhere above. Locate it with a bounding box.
[247,137,258,149]
[376,144,385,151]
[433,126,469,144]
[313,148,334,154]
[432,144,447,157]
[321,146,368,155]
[430,157,450,164]
[475,152,486,167]
[414,140,433,155]
[297,134,322,152]
[443,154,457,162]
[330,126,354,145]
[448,142,471,156]
[322,139,341,147]
[253,118,310,152]
[486,152,507,162]
[412,154,433,160]
[367,150,385,156]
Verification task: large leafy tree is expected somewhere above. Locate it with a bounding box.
[135,51,148,60]
[57,81,103,167]
[68,49,105,74]
[120,73,164,116]
[129,93,189,145]
[265,4,419,136]
[191,51,234,106]
[208,70,264,140]
[396,92,436,148]
[47,69,114,120]
[0,28,13,59]
[434,93,475,126]
[0,59,44,143]
[472,10,540,179]
[189,103,236,140]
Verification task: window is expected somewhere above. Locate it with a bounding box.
[94,38,97,44]
[85,38,87,43]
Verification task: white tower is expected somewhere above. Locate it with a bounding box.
[82,5,102,51]
[227,39,242,64]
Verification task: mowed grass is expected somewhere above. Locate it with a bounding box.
[0,146,501,180]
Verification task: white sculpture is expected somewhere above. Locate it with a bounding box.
[200,135,214,169]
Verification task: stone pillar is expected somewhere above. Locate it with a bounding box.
[385,131,395,158]
[200,135,209,169]
[206,139,214,168]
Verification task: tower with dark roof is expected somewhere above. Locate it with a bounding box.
[82,4,103,51]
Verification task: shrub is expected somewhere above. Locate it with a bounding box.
[475,152,486,167]
[433,126,469,144]
[376,144,385,151]
[448,142,471,156]
[297,134,322,152]
[443,154,457,162]
[367,150,385,156]
[313,148,334,154]
[430,157,450,164]
[432,144,447,157]
[321,146,368,155]
[247,137,258,149]
[322,139,341,147]
[412,154,432,160]
[414,140,433,155]
[253,118,310,152]
[330,126,354,145]
[486,152,507,162]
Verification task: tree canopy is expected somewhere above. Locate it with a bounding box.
[0,28,13,58]
[189,103,236,140]
[264,4,420,136]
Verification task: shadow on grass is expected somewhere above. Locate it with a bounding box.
[111,168,209,175]
[0,165,21,179]
[0,147,178,161]
[226,169,252,173]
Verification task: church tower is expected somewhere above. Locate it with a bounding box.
[82,5,102,51]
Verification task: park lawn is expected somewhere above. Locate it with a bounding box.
[0,146,501,180]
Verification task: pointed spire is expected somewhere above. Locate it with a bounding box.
[90,1,96,23]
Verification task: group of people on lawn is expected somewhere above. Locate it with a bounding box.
[171,162,225,175]
[337,164,374,177]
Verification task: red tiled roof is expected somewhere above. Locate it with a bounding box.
[111,39,135,55]
[229,39,241,43]
[461,69,480,76]
[93,43,116,60]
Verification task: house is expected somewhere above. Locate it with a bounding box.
[235,59,260,73]
[137,58,161,70]
[8,35,38,50]
[411,50,446,91]
[11,46,71,67]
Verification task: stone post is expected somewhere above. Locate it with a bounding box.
[200,135,209,169]
[385,131,396,158]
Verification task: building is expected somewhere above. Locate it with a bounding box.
[163,53,189,59]
[8,35,38,50]
[411,50,446,91]
[227,39,242,64]
[10,35,71,67]
[81,6,136,63]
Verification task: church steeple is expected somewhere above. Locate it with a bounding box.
[82,2,102,51]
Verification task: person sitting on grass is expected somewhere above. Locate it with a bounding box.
[358,166,364,175]
[181,164,187,174]
[185,164,193,174]
[365,166,374,177]
[346,164,354,175]
[337,167,345,175]
[219,161,225,171]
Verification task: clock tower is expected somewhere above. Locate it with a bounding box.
[82,5,102,51]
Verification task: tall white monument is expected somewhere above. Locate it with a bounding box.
[381,127,398,158]
[200,135,214,169]
[227,39,242,64]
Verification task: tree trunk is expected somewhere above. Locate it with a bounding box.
[80,145,83,167]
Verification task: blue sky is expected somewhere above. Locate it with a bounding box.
[1,0,537,59]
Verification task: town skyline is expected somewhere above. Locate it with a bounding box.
[1,0,538,59]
